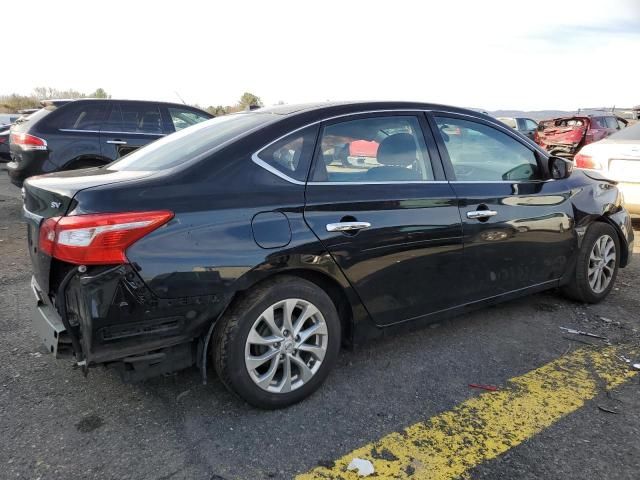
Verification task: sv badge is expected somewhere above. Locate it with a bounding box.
[50,201,62,209]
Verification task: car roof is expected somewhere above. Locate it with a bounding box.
[45,98,207,110]
[255,101,496,122]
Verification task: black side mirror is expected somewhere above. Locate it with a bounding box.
[548,155,573,180]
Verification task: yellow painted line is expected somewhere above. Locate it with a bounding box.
[297,346,637,480]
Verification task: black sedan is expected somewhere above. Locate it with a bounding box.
[23,101,633,408]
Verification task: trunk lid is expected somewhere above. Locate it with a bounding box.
[23,168,154,294]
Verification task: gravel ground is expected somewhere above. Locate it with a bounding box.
[0,166,638,480]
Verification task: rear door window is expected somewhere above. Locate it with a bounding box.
[311,115,433,183]
[168,108,211,131]
[54,103,106,131]
[120,103,164,134]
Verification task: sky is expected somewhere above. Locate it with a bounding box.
[3,0,640,111]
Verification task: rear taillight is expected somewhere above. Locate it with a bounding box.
[574,153,600,170]
[0,136,6,144]
[11,132,47,150]
[39,211,173,265]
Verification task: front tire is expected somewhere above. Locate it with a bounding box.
[562,222,620,303]
[212,276,341,409]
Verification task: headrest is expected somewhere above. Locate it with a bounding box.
[377,133,417,167]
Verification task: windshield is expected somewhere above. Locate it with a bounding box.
[608,122,640,141]
[108,113,275,171]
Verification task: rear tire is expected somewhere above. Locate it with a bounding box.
[212,276,341,409]
[561,222,620,303]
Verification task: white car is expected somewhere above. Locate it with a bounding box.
[574,122,640,214]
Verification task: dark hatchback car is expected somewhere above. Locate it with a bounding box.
[8,98,211,186]
[0,127,10,162]
[24,101,633,408]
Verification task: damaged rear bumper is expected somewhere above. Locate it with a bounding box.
[31,276,73,358]
[31,264,230,381]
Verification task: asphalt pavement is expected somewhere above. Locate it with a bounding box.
[0,166,639,480]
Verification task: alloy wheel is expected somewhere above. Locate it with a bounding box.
[588,234,616,294]
[244,298,328,393]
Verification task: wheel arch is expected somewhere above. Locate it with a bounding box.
[63,154,111,170]
[595,215,630,267]
[198,264,368,383]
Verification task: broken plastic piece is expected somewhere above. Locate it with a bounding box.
[559,327,607,339]
[632,363,640,371]
[597,405,619,414]
[347,458,375,477]
[469,384,499,392]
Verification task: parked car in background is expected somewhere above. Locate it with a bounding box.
[535,114,627,158]
[574,122,640,214]
[7,99,212,186]
[0,127,10,162]
[23,101,632,408]
[13,108,42,125]
[0,113,21,128]
[496,117,538,140]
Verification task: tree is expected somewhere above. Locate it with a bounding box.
[206,105,228,116]
[0,94,40,113]
[238,92,263,110]
[32,87,85,100]
[89,88,111,99]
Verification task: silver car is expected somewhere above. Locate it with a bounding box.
[574,122,640,214]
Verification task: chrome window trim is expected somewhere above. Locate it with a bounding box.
[249,108,546,185]
[251,153,306,185]
[307,180,450,186]
[252,109,439,185]
[59,128,165,136]
[450,180,555,184]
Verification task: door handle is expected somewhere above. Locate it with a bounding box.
[467,210,498,219]
[106,140,127,145]
[326,221,371,232]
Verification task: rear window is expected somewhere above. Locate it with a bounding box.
[168,107,211,131]
[108,113,274,171]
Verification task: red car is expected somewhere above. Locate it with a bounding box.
[535,114,627,157]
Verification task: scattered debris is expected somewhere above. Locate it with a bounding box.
[559,327,607,340]
[176,389,191,402]
[599,316,621,326]
[347,458,375,477]
[597,405,619,414]
[619,355,631,364]
[562,336,599,347]
[469,384,499,392]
